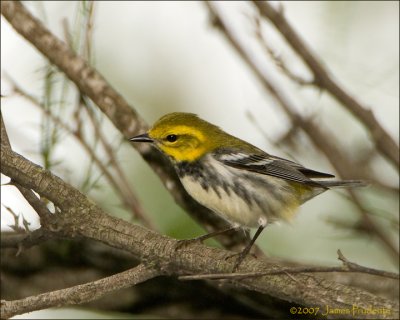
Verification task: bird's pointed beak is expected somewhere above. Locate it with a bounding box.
[129,133,154,143]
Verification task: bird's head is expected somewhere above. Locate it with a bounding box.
[130,112,234,162]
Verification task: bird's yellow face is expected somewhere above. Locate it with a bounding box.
[148,124,210,162]
[132,112,226,163]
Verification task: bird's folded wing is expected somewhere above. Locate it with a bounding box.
[214,151,333,186]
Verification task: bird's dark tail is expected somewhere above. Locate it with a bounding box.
[316,180,368,188]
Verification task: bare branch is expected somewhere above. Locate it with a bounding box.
[12,183,53,222]
[3,237,397,316]
[337,250,399,280]
[82,99,152,226]
[179,250,399,281]
[2,205,25,234]
[1,228,55,250]
[253,16,313,86]
[0,110,11,149]
[1,263,160,319]
[1,146,398,319]
[82,1,95,60]
[253,1,399,170]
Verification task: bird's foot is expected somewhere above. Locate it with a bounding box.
[175,227,237,251]
[225,248,257,272]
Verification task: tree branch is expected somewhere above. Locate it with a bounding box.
[1,263,160,319]
[12,183,53,221]
[2,238,398,316]
[179,249,399,281]
[1,146,398,319]
[0,109,11,149]
[0,229,55,251]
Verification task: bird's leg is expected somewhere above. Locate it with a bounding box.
[191,226,239,242]
[175,226,238,250]
[231,225,265,272]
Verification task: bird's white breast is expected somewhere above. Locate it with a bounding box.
[180,175,265,228]
[177,154,304,229]
[179,156,270,228]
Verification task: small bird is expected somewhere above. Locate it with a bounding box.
[130,112,365,269]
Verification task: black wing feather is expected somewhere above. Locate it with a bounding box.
[215,151,331,187]
[269,155,335,179]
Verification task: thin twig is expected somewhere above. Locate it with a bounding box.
[179,250,399,281]
[253,15,313,86]
[82,99,152,227]
[12,183,53,222]
[60,7,152,227]
[3,205,26,233]
[337,249,399,279]
[82,1,95,61]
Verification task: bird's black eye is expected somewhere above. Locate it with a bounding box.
[166,134,178,142]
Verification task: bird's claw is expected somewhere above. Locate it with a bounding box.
[225,251,258,272]
[175,236,206,251]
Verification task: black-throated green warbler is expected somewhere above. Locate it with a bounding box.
[130,112,365,268]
